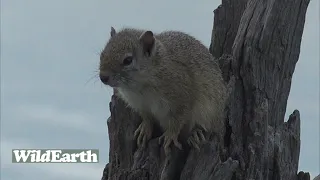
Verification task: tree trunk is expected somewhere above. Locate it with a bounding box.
[101,0,312,179]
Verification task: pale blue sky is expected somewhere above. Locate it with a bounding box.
[1,0,319,179]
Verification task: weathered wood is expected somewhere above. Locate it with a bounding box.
[313,174,320,180]
[101,0,311,179]
[213,0,310,179]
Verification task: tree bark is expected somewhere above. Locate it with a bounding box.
[101,0,312,179]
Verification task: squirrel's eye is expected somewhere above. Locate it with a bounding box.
[122,56,133,66]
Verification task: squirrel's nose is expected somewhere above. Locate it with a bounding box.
[99,74,109,84]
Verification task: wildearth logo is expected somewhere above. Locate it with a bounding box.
[12,149,99,163]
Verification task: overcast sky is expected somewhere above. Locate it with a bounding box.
[1,0,319,179]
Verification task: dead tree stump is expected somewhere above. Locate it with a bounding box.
[101,0,311,179]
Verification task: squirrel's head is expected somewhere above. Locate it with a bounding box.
[99,27,161,88]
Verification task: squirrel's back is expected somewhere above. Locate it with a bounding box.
[156,31,222,86]
[154,30,227,135]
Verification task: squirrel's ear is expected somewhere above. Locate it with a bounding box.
[110,27,116,37]
[139,31,155,56]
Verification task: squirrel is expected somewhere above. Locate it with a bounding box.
[99,27,227,155]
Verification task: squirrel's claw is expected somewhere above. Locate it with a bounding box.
[159,131,182,155]
[187,128,206,151]
[187,138,200,151]
[134,120,153,148]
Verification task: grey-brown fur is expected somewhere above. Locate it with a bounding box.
[99,27,227,155]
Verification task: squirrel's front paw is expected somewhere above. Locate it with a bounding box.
[134,120,153,148]
[187,128,206,151]
[158,131,182,155]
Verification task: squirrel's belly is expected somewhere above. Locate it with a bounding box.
[116,88,145,111]
[149,96,170,122]
[116,88,170,123]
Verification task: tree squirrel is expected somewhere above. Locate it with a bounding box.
[99,27,227,155]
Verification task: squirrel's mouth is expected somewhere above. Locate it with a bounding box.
[106,82,119,88]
